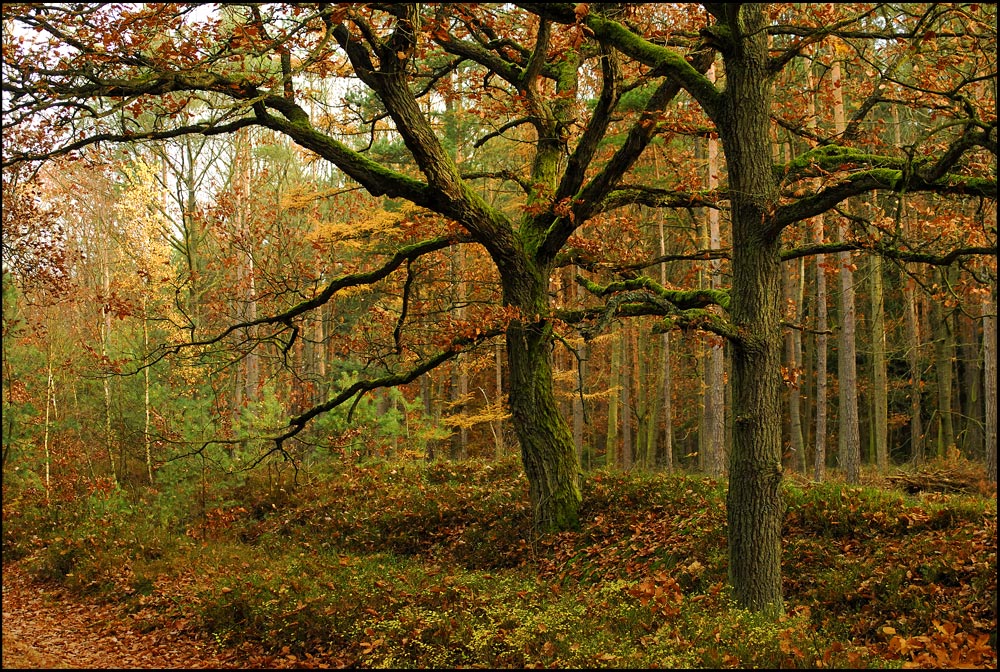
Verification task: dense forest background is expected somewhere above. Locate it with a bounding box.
[3,3,995,501]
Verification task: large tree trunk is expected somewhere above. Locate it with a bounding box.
[717,5,784,615]
[506,313,582,531]
[727,232,784,616]
[503,259,581,530]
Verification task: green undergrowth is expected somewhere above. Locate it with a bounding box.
[3,457,996,668]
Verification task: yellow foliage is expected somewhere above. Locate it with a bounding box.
[446,407,512,430]
[113,159,171,279]
[279,183,424,247]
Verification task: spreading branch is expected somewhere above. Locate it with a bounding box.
[272,326,505,452]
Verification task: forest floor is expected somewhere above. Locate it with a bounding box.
[1,561,247,669]
[2,456,996,668]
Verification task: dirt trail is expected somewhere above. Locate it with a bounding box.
[1,562,241,669]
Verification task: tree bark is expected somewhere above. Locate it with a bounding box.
[42,334,54,506]
[704,121,726,478]
[830,61,861,484]
[506,311,581,531]
[931,266,956,458]
[813,216,829,481]
[621,323,633,470]
[903,263,925,463]
[983,287,997,484]
[807,68,829,482]
[607,324,621,467]
[715,4,784,616]
[784,257,805,473]
[496,341,506,461]
[658,218,674,473]
[870,253,889,473]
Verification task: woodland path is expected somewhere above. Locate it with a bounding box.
[1,561,244,669]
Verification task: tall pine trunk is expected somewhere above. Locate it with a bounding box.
[813,216,829,481]
[607,324,621,466]
[831,61,861,483]
[621,324,633,470]
[870,253,889,472]
[808,72,828,482]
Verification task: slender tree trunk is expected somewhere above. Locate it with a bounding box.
[704,116,726,478]
[807,69,829,482]
[635,326,648,469]
[415,277,437,461]
[100,257,118,483]
[958,313,983,458]
[449,356,469,460]
[659,217,674,472]
[440,84,470,461]
[783,251,804,473]
[813,214,829,481]
[143,295,154,485]
[831,61,861,484]
[43,335,54,506]
[607,324,621,467]
[870,253,889,473]
[837,241,861,483]
[643,328,659,470]
[932,267,956,458]
[235,132,260,408]
[572,338,587,469]
[903,267,925,463]
[792,263,806,473]
[983,287,997,484]
[621,324,633,470]
[496,341,506,460]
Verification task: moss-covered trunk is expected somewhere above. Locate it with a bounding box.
[504,269,581,532]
